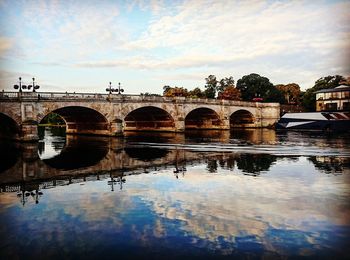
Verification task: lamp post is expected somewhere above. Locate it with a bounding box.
[28,77,40,92]
[13,77,27,92]
[116,82,124,95]
[13,77,40,92]
[106,82,124,95]
[106,82,116,94]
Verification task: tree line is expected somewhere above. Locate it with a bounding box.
[157,73,350,112]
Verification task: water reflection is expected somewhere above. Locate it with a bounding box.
[308,156,350,175]
[124,147,169,162]
[0,140,20,173]
[38,126,66,159]
[1,129,349,187]
[42,136,109,170]
[236,154,277,175]
[1,128,350,258]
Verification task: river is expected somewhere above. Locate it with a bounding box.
[0,128,349,259]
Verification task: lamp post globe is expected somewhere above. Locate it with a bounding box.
[117,82,124,95]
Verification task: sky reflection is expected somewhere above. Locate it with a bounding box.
[1,156,349,259]
[1,129,350,259]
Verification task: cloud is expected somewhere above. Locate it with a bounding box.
[0,0,349,92]
[120,1,350,72]
[0,37,13,55]
[2,0,124,60]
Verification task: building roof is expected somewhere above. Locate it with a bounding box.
[315,85,350,94]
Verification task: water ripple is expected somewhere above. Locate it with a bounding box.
[129,142,350,157]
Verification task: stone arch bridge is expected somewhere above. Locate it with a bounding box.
[0,91,280,141]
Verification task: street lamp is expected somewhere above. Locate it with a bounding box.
[106,82,116,94]
[27,77,40,92]
[106,82,124,95]
[13,77,27,92]
[116,82,124,95]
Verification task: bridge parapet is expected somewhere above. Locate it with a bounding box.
[0,91,278,108]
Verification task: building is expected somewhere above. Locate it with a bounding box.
[315,85,350,111]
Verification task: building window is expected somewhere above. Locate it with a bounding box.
[343,102,350,111]
[325,103,337,111]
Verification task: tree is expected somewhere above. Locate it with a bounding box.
[163,86,189,97]
[217,86,241,100]
[163,85,171,95]
[275,83,301,104]
[204,75,240,99]
[301,75,346,111]
[41,113,65,125]
[188,87,204,98]
[236,73,285,103]
[340,76,350,86]
[204,75,219,98]
[216,76,241,100]
[218,76,235,92]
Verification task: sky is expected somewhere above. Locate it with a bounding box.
[0,0,349,94]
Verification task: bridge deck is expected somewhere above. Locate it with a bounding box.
[0,91,267,107]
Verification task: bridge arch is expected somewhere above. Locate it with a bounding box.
[230,109,255,128]
[185,107,223,129]
[124,106,175,131]
[39,106,110,135]
[0,112,21,140]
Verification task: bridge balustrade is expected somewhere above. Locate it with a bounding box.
[1,91,262,107]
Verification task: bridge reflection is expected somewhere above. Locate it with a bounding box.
[1,129,349,206]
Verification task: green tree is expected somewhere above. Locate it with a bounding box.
[236,73,285,102]
[188,87,204,98]
[302,75,346,111]
[218,76,235,91]
[41,113,65,125]
[163,85,171,95]
[204,75,219,98]
[217,76,241,100]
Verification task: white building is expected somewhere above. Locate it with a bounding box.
[315,85,350,111]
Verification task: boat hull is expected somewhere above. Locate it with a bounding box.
[276,112,350,132]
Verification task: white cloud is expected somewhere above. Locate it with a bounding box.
[2,0,124,60]
[0,37,13,55]
[121,0,349,70]
[0,0,349,92]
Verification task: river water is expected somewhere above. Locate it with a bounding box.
[0,128,349,259]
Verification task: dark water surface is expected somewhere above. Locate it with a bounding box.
[1,128,350,259]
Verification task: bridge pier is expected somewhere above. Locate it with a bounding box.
[110,121,123,136]
[20,121,39,142]
[175,118,185,132]
[222,118,230,130]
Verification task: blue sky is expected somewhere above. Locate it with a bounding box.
[0,0,349,94]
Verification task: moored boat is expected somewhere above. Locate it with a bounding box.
[276,112,350,131]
